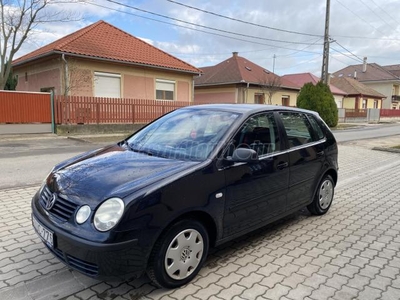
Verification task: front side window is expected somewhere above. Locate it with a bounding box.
[230,112,280,156]
[156,79,175,100]
[279,112,314,148]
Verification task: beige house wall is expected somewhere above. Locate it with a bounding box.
[365,98,382,109]
[14,56,196,101]
[194,86,237,103]
[333,95,344,108]
[14,57,63,94]
[67,58,195,101]
[343,97,356,109]
[362,82,392,109]
[244,88,298,106]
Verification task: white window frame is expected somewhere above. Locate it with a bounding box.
[156,79,175,101]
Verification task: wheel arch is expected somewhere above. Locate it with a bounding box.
[165,210,218,247]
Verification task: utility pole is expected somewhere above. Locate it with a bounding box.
[321,0,330,84]
[273,54,276,73]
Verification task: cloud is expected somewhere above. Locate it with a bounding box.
[11,0,400,77]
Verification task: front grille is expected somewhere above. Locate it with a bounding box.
[40,186,78,221]
[45,245,98,276]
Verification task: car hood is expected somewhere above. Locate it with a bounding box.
[47,145,200,206]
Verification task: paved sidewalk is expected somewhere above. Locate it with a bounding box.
[0,145,400,300]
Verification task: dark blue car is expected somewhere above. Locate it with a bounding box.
[32,104,338,288]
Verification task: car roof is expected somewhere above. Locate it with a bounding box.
[185,104,319,116]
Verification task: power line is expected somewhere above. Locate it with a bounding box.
[85,2,323,54]
[330,34,400,42]
[334,0,387,36]
[166,0,323,38]
[103,0,321,46]
[368,0,399,25]
[334,41,364,62]
[358,0,398,32]
[331,47,362,63]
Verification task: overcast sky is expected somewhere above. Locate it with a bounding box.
[16,0,400,77]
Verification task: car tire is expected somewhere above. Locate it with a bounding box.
[147,219,209,288]
[307,175,335,215]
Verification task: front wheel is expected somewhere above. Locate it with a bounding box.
[307,175,335,215]
[147,219,209,288]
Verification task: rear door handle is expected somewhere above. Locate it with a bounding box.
[277,161,289,170]
[317,151,324,157]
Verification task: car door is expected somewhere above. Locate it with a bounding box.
[277,111,325,211]
[222,112,290,238]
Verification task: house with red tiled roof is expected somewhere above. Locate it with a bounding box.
[333,58,399,109]
[330,77,385,109]
[12,20,201,101]
[281,73,347,108]
[194,52,300,106]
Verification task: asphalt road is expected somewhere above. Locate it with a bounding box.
[0,122,399,189]
[332,123,400,142]
[0,136,110,189]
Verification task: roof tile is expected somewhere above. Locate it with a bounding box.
[333,63,399,82]
[13,20,200,74]
[330,77,386,98]
[195,53,299,89]
[281,73,347,95]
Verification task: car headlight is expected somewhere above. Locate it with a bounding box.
[94,198,124,232]
[76,205,91,224]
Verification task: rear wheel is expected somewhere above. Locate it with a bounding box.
[307,175,334,215]
[147,219,209,288]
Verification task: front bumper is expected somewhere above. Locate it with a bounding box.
[31,194,148,280]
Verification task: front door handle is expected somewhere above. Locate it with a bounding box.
[277,161,289,170]
[317,151,324,157]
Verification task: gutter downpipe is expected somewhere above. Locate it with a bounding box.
[62,54,69,96]
[62,54,69,124]
[50,90,55,133]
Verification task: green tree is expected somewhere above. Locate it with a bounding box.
[4,66,17,90]
[297,81,338,127]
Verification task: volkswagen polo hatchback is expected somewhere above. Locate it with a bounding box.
[32,104,338,288]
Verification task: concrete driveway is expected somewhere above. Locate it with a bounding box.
[0,140,399,299]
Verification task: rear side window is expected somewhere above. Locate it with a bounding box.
[279,112,314,148]
[307,115,325,140]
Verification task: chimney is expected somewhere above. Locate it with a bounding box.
[362,57,367,72]
[232,52,238,57]
[354,70,357,79]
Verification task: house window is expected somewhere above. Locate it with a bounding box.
[362,99,367,109]
[254,93,264,104]
[373,100,379,108]
[94,72,121,98]
[156,79,175,100]
[25,72,28,82]
[282,96,290,106]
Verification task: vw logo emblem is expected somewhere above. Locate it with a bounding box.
[46,194,57,210]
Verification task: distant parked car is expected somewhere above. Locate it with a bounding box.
[32,104,338,288]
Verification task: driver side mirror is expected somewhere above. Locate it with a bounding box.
[230,148,259,162]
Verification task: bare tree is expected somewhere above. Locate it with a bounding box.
[0,0,80,89]
[64,58,92,96]
[259,75,282,104]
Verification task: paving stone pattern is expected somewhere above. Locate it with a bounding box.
[0,145,400,299]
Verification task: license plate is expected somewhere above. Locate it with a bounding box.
[32,215,54,248]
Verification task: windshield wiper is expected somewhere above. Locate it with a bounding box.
[130,147,154,156]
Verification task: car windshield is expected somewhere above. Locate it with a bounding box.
[126,108,240,161]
